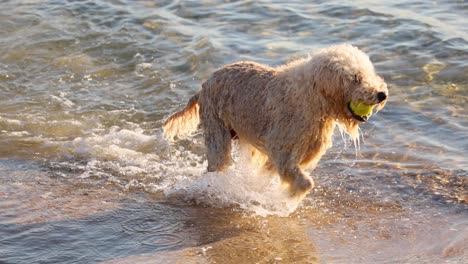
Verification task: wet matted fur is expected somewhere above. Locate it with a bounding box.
[163,44,388,198]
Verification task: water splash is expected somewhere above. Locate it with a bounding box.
[165,153,301,217]
[56,127,301,217]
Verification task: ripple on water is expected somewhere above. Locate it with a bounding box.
[119,205,188,251]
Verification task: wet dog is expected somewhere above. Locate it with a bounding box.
[163,44,388,198]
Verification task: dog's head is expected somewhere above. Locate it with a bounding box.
[345,71,388,123]
[311,44,388,139]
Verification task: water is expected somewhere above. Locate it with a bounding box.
[0,0,466,263]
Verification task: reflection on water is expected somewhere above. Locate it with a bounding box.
[0,0,467,263]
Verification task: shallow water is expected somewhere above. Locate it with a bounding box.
[0,0,467,263]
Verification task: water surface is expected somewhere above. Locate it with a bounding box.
[0,0,467,263]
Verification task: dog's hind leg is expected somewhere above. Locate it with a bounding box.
[201,116,233,172]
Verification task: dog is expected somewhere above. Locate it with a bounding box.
[163,44,388,198]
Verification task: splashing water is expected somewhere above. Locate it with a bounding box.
[165,144,302,217]
[55,126,300,217]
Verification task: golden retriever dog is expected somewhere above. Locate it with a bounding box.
[163,44,388,198]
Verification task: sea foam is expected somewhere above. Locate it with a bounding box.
[59,127,301,216]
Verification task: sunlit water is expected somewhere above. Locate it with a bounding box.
[0,0,466,263]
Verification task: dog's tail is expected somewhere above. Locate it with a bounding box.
[163,93,200,140]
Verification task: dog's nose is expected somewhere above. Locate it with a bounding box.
[377,92,387,102]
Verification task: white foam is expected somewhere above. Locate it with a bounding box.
[59,127,302,217]
[8,131,30,137]
[50,93,75,108]
[166,168,301,217]
[65,127,157,161]
[0,117,24,126]
[164,144,302,217]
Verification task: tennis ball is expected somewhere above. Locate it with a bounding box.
[349,100,374,116]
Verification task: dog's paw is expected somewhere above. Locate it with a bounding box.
[288,175,314,198]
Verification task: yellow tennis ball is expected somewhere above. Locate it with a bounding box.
[350,100,374,116]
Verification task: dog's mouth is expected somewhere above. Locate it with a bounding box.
[347,102,371,122]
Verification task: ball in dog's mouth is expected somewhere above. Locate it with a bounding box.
[348,100,374,122]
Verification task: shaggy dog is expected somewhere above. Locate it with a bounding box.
[163,44,388,198]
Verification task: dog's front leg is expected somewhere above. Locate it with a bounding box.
[269,151,314,198]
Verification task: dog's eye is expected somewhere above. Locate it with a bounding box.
[353,74,361,84]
